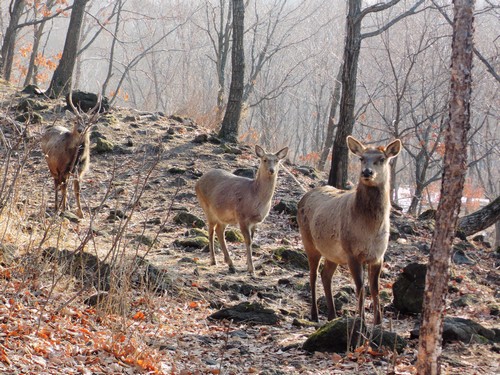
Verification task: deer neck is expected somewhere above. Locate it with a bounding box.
[354,180,390,223]
[253,168,278,201]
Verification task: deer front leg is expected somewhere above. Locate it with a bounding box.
[240,223,254,275]
[348,257,365,322]
[73,178,83,218]
[368,262,383,325]
[321,260,339,320]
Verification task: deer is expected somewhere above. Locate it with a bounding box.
[41,96,101,218]
[195,145,289,274]
[297,136,401,325]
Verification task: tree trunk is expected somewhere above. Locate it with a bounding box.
[218,0,245,143]
[0,0,25,81]
[318,64,343,171]
[47,0,88,98]
[328,0,361,188]
[457,195,500,237]
[416,1,475,374]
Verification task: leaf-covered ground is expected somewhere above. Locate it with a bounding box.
[0,81,498,374]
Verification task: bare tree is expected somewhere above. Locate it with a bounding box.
[328,0,426,188]
[416,1,475,373]
[218,0,245,142]
[47,0,89,98]
[0,0,26,81]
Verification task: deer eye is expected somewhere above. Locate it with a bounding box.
[359,157,365,162]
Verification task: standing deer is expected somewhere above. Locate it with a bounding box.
[297,136,401,325]
[195,145,288,274]
[41,101,99,218]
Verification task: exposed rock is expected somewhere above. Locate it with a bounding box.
[225,229,244,243]
[273,199,298,216]
[21,84,44,95]
[16,111,42,124]
[451,294,479,308]
[16,98,48,112]
[192,134,209,143]
[174,236,209,250]
[272,247,309,270]
[233,168,255,179]
[209,302,279,325]
[418,209,436,220]
[173,211,205,228]
[411,317,497,344]
[303,316,406,353]
[94,137,115,153]
[66,90,109,113]
[452,243,476,265]
[144,263,177,294]
[392,262,427,314]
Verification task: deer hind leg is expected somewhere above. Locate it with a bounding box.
[53,179,60,212]
[368,262,383,325]
[73,178,83,218]
[215,223,234,273]
[321,260,339,320]
[348,257,365,321]
[60,179,69,212]
[239,223,255,275]
[207,222,217,265]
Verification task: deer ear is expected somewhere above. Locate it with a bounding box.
[347,136,365,157]
[276,147,288,160]
[255,145,265,158]
[385,139,402,159]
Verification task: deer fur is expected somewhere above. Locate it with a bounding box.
[195,145,288,274]
[297,136,401,325]
[41,118,91,218]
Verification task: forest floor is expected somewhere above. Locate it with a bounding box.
[0,80,499,374]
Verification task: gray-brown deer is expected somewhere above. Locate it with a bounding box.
[195,145,288,274]
[41,101,100,218]
[297,136,401,325]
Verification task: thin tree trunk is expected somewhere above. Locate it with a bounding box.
[416,1,475,374]
[318,64,343,171]
[218,0,245,143]
[1,0,26,81]
[47,0,88,98]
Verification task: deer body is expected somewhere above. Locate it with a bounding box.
[41,122,90,218]
[195,145,288,274]
[297,136,401,324]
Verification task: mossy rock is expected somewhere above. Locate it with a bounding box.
[225,229,244,243]
[16,98,48,112]
[174,236,209,249]
[134,235,155,247]
[100,113,119,126]
[16,112,43,124]
[94,137,115,153]
[303,317,407,354]
[173,212,205,228]
[186,228,208,238]
[273,247,309,270]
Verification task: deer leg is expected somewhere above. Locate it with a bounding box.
[321,260,339,320]
[368,262,383,325]
[348,257,365,321]
[60,180,68,212]
[306,251,321,322]
[73,178,83,218]
[207,222,217,266]
[240,223,254,275]
[53,179,59,212]
[215,223,234,273]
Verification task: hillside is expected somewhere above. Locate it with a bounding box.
[0,82,498,374]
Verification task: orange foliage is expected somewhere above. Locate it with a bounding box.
[463,178,484,212]
[298,152,319,166]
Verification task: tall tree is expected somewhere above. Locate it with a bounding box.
[0,0,26,81]
[328,0,425,188]
[218,0,245,143]
[416,0,475,373]
[47,0,89,98]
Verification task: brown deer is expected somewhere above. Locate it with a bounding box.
[195,145,288,274]
[41,99,100,218]
[297,136,401,325]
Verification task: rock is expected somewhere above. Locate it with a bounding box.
[16,98,48,112]
[225,229,244,243]
[185,228,208,238]
[84,291,128,315]
[273,199,298,216]
[174,237,209,250]
[392,262,427,314]
[272,247,309,270]
[411,317,497,344]
[134,235,155,247]
[21,84,44,95]
[16,112,42,124]
[303,316,407,353]
[209,302,279,325]
[192,134,209,143]
[452,244,476,265]
[168,167,186,174]
[233,168,255,179]
[418,209,436,220]
[295,166,318,179]
[94,137,115,153]
[66,90,109,113]
[173,212,205,228]
[451,294,479,308]
[144,263,176,294]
